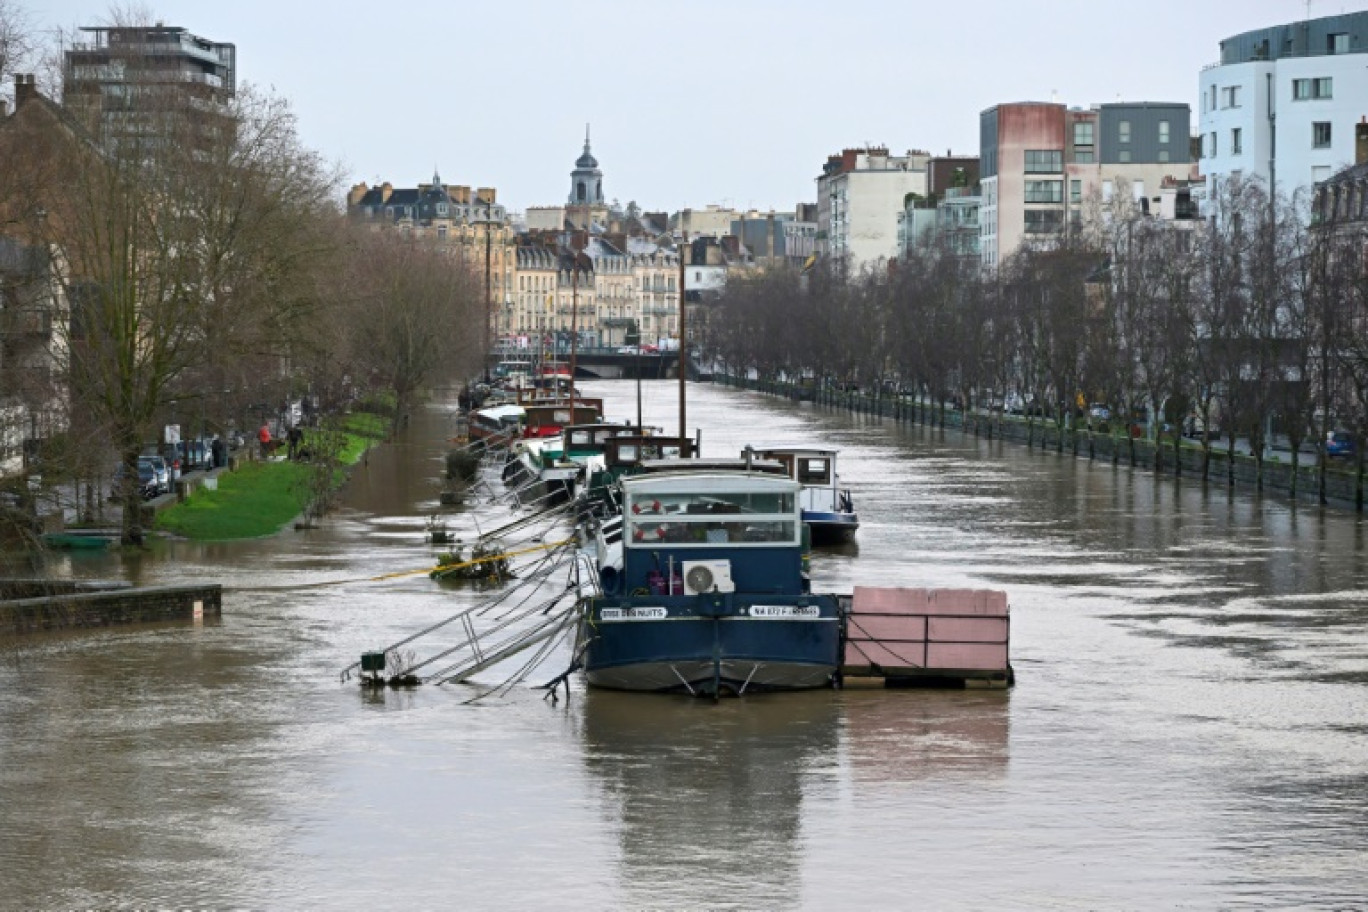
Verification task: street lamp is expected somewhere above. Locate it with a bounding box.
[484,197,494,381]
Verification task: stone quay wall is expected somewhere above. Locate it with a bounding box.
[0,583,223,635]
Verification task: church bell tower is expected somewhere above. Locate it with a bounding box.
[568,124,604,207]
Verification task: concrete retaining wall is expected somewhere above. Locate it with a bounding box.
[717,374,1366,510]
[0,584,222,635]
[0,578,131,601]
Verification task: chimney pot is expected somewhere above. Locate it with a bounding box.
[14,73,38,109]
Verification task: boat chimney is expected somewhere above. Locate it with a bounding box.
[743,445,754,470]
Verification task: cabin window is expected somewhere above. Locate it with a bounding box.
[617,445,639,463]
[569,430,593,446]
[797,458,830,484]
[631,519,796,545]
[629,490,794,516]
[625,489,797,547]
[553,409,571,423]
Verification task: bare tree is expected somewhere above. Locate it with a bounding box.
[0,0,34,102]
[343,228,483,432]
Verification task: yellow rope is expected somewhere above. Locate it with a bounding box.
[368,538,574,582]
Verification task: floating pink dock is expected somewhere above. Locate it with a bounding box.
[841,587,1012,688]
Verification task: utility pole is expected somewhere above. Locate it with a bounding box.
[570,199,589,405]
[678,231,688,440]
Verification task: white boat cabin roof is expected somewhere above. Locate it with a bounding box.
[477,404,525,421]
[637,457,787,476]
[622,470,800,496]
[751,445,841,458]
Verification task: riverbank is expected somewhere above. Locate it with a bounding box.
[154,412,388,540]
[715,373,1367,511]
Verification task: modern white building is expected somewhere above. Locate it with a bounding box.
[1199,12,1368,212]
[815,147,928,275]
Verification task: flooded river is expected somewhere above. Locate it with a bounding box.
[2,380,1366,908]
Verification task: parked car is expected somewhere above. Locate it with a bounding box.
[1088,404,1111,421]
[158,445,186,481]
[1326,430,1355,460]
[139,452,171,494]
[113,458,161,500]
[171,437,210,471]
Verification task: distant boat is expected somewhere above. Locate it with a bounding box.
[468,403,524,446]
[751,445,858,545]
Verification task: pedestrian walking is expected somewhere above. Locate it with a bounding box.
[258,423,272,459]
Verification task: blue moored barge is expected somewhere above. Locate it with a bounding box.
[577,465,841,695]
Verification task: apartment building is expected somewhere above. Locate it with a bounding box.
[980,101,1192,267]
[816,147,929,274]
[1200,11,1368,211]
[63,25,235,155]
[346,174,516,335]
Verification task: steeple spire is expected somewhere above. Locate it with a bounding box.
[569,126,604,207]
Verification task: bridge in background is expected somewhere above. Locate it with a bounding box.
[490,348,710,381]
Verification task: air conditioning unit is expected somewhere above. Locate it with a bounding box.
[682,560,735,595]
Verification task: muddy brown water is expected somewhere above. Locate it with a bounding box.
[1,380,1366,908]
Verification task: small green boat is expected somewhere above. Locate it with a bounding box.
[41,531,116,550]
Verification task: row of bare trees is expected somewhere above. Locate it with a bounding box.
[0,6,485,542]
[707,176,1368,506]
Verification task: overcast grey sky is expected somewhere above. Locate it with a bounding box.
[30,0,1356,213]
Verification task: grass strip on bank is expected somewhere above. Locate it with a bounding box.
[338,412,387,464]
[155,412,388,540]
[154,461,310,540]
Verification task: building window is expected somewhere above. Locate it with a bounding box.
[1119,120,1131,144]
[1158,120,1170,144]
[1073,122,1094,147]
[1208,85,1217,111]
[1024,210,1063,234]
[1313,121,1332,148]
[1074,150,1095,164]
[1070,179,1082,203]
[1119,150,1132,163]
[1329,32,1349,54]
[1293,77,1333,100]
[1024,149,1063,173]
[1025,180,1063,203]
[1159,150,1170,163]
[1209,131,1218,157]
[1221,86,1241,108]
[1232,127,1243,154]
